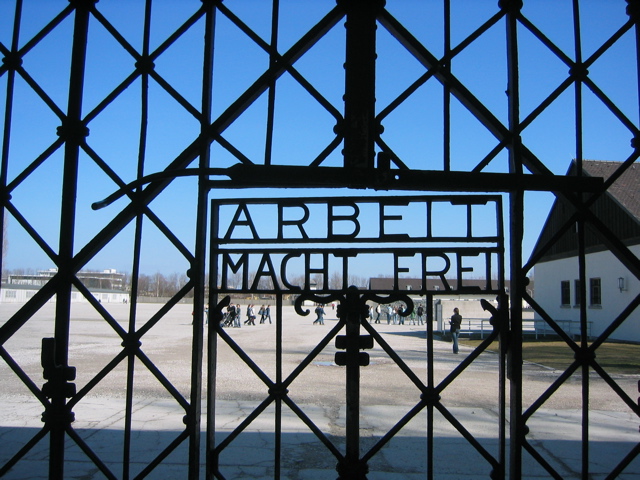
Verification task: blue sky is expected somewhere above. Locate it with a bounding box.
[0,0,637,281]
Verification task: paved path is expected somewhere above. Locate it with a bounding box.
[1,303,638,479]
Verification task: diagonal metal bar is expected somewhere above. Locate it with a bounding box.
[71,277,128,339]
[308,134,344,167]
[378,9,512,148]
[4,202,59,262]
[133,429,191,480]
[143,207,196,263]
[589,291,640,351]
[214,323,275,389]
[583,76,638,134]
[90,6,142,59]
[436,329,500,394]
[589,360,640,415]
[281,395,344,460]
[517,14,574,67]
[134,285,194,341]
[522,438,564,480]
[0,345,50,405]
[604,442,640,480]
[376,7,503,128]
[360,319,426,392]
[67,349,128,410]
[62,6,345,285]
[135,349,190,411]
[435,402,501,471]
[6,138,65,192]
[522,361,581,423]
[212,396,273,454]
[282,319,344,389]
[148,6,206,63]
[523,293,581,349]
[0,5,74,78]
[66,426,118,480]
[361,400,426,464]
[0,279,57,346]
[0,424,50,477]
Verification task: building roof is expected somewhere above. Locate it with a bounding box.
[581,160,640,222]
[532,160,640,263]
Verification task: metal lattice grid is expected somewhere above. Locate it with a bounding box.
[0,1,637,479]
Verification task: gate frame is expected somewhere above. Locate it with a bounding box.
[0,1,636,479]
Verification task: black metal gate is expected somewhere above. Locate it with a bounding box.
[208,194,508,479]
[1,1,638,479]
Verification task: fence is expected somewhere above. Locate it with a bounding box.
[453,318,592,340]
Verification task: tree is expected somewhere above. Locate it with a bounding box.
[329,271,342,290]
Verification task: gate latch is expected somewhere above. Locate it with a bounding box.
[334,335,374,367]
[41,337,76,399]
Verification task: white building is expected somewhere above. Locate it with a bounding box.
[1,269,129,304]
[532,160,640,342]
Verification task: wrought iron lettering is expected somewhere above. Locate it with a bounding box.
[212,195,504,294]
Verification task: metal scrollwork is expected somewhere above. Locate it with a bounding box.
[294,292,344,316]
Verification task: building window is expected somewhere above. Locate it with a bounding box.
[574,279,581,306]
[5,290,16,298]
[590,278,602,307]
[560,281,570,306]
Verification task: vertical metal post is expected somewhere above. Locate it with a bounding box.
[50,1,91,478]
[426,295,435,480]
[275,295,284,478]
[497,291,508,480]
[191,2,216,478]
[341,0,383,176]
[0,1,21,279]
[339,0,382,467]
[503,0,523,478]
[207,203,220,480]
[123,3,152,476]
[337,287,367,479]
[570,2,591,477]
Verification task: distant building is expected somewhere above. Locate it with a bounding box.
[2,268,129,303]
[532,160,640,342]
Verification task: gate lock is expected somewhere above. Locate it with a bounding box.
[41,337,76,399]
[334,335,374,367]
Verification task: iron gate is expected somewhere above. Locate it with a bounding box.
[208,194,507,478]
[0,1,638,479]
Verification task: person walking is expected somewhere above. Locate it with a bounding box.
[264,304,272,324]
[416,304,424,325]
[234,304,242,328]
[313,304,325,325]
[450,307,462,354]
[245,305,256,325]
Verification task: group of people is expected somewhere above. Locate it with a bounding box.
[370,303,426,326]
[221,303,272,327]
[217,300,463,354]
[370,303,464,354]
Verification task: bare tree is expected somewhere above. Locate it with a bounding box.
[347,274,368,289]
[137,273,151,296]
[312,273,324,290]
[329,271,342,290]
